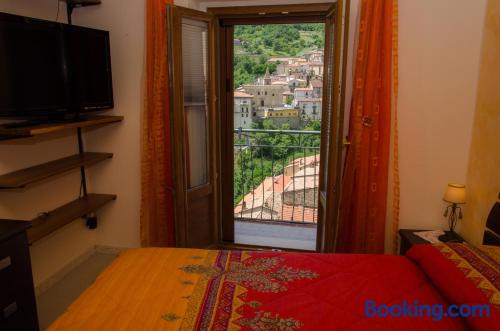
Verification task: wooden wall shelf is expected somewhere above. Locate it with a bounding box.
[0,152,113,189]
[0,114,122,247]
[27,193,117,244]
[0,115,123,140]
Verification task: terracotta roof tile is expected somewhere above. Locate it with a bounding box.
[234,91,254,98]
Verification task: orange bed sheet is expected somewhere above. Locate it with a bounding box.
[48,248,211,331]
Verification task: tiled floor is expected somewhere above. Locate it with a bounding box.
[36,251,118,330]
[234,220,317,250]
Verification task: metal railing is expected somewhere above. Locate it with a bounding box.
[233,128,320,224]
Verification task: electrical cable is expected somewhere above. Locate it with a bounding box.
[55,0,60,22]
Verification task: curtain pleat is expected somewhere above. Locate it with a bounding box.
[337,0,395,254]
[141,0,175,247]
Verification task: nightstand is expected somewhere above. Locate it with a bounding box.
[398,229,464,256]
[0,220,39,331]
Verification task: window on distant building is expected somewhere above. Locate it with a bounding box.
[265,91,267,95]
[258,91,260,95]
[261,100,264,107]
[253,112,256,116]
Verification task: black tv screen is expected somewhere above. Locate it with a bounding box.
[66,25,113,112]
[0,12,113,118]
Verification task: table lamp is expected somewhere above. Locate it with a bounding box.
[442,183,466,238]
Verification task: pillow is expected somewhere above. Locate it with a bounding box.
[407,243,499,331]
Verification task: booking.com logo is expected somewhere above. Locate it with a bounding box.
[365,300,490,321]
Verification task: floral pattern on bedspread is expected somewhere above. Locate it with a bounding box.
[47,248,470,331]
[178,250,318,330]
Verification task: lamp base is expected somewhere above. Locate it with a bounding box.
[438,231,463,243]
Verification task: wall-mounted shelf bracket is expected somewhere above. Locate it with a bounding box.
[63,0,102,24]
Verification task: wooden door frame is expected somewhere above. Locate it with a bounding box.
[208,2,349,251]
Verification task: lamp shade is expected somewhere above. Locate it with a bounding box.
[443,183,466,204]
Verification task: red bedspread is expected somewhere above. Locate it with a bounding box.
[49,246,499,330]
[182,250,466,330]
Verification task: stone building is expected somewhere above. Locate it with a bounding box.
[295,98,322,121]
[234,91,254,129]
[304,49,324,63]
[288,78,307,92]
[294,87,314,99]
[282,166,320,208]
[310,79,323,98]
[263,107,300,128]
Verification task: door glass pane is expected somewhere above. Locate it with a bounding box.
[182,18,208,188]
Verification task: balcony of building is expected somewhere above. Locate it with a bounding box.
[233,128,320,250]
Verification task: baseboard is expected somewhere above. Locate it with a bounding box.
[34,245,128,297]
[34,246,96,297]
[94,245,129,255]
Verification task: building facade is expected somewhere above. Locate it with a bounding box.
[295,98,322,121]
[234,91,254,129]
[294,87,314,99]
[263,107,300,128]
[240,84,288,108]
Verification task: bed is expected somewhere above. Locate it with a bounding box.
[47,242,498,331]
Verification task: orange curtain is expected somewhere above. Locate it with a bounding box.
[141,0,175,247]
[336,0,394,254]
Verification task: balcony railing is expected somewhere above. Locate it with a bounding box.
[233,128,320,224]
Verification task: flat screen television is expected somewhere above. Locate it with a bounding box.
[0,12,113,119]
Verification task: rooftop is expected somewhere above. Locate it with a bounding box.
[234,91,254,98]
[310,80,323,88]
[234,155,320,223]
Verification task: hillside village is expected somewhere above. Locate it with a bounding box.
[234,49,324,130]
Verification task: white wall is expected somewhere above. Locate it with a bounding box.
[73,0,144,249]
[199,0,333,11]
[176,0,202,9]
[396,0,486,233]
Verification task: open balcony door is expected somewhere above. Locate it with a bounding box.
[167,5,218,248]
[317,1,350,252]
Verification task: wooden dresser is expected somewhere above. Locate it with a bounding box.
[0,220,39,331]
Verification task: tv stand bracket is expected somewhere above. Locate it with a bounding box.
[63,0,102,25]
